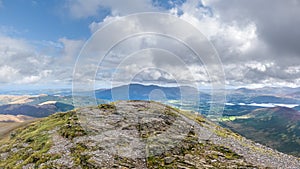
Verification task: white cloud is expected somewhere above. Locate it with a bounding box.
[89,15,122,33]
[245,61,274,72]
[174,0,300,87]
[2,0,300,88]
[285,66,300,75]
[42,0,300,87]
[58,37,84,62]
[0,35,52,84]
[17,70,52,84]
[79,0,263,87]
[175,0,259,56]
[0,65,19,83]
[0,33,86,85]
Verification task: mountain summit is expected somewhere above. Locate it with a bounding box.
[0,101,299,168]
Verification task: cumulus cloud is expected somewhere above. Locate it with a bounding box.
[0,35,51,84]
[58,37,84,62]
[0,33,85,86]
[2,0,300,88]
[65,0,297,88]
[229,1,298,84]
[175,0,300,87]
[0,65,19,83]
[204,0,300,57]
[73,15,220,90]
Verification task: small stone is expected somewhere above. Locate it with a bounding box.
[164,157,175,164]
[184,154,193,160]
[177,165,191,169]
[211,159,217,163]
[183,160,194,166]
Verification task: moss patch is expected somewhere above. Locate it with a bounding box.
[98,103,116,110]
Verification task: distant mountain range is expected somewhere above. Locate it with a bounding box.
[232,87,300,96]
[1,84,300,160]
[95,83,210,101]
[286,91,300,99]
[2,84,300,105]
[227,87,300,104]
[95,84,300,104]
[0,102,74,118]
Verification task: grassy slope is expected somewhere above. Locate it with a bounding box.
[221,107,300,157]
[0,120,37,141]
[0,111,86,168]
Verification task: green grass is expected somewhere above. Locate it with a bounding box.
[70,142,97,169]
[58,112,87,140]
[0,110,86,168]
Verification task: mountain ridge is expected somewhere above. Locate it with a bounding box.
[0,101,299,168]
[95,83,208,101]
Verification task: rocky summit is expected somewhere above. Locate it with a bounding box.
[0,101,299,168]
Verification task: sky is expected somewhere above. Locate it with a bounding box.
[0,0,300,90]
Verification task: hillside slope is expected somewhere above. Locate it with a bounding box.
[0,101,299,168]
[221,106,300,157]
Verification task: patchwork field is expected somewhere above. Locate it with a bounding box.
[0,95,35,105]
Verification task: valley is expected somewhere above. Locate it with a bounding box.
[1,84,300,168]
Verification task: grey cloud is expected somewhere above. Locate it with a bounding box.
[206,0,300,63]
[2,0,299,88]
[188,0,300,86]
